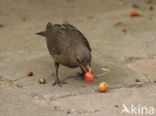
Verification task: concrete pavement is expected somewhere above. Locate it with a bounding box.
[0,0,156,115]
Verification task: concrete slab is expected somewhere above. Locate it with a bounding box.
[127,59,156,82]
[0,0,156,115]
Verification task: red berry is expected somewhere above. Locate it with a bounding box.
[27,72,33,76]
[122,29,127,32]
[130,10,137,16]
[85,72,94,82]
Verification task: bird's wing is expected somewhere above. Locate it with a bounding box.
[62,24,92,51]
[46,23,62,55]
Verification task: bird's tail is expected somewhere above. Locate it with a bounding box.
[36,31,46,37]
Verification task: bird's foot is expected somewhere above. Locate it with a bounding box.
[77,72,85,80]
[52,79,67,87]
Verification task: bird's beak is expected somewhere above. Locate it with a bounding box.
[80,64,92,72]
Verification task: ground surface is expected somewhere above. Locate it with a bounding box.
[0,0,156,116]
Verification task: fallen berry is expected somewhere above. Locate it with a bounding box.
[122,29,127,32]
[27,72,33,76]
[130,10,137,16]
[39,78,46,84]
[130,10,142,17]
[98,82,108,92]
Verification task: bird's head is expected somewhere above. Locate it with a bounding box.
[76,55,92,72]
[76,46,92,72]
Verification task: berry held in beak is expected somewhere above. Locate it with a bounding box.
[80,64,94,82]
[85,72,94,82]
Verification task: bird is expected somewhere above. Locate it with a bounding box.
[36,22,92,87]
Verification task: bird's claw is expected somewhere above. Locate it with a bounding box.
[52,79,67,87]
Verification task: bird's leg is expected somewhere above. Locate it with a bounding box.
[77,66,85,79]
[53,62,67,87]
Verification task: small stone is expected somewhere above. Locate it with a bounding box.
[95,109,100,112]
[114,105,119,107]
[132,4,139,8]
[39,78,46,84]
[136,84,142,88]
[136,79,140,82]
[0,24,4,28]
[22,18,26,21]
[150,6,154,10]
[114,22,122,27]
[16,84,23,88]
[53,106,58,110]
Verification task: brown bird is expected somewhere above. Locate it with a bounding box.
[36,22,92,87]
